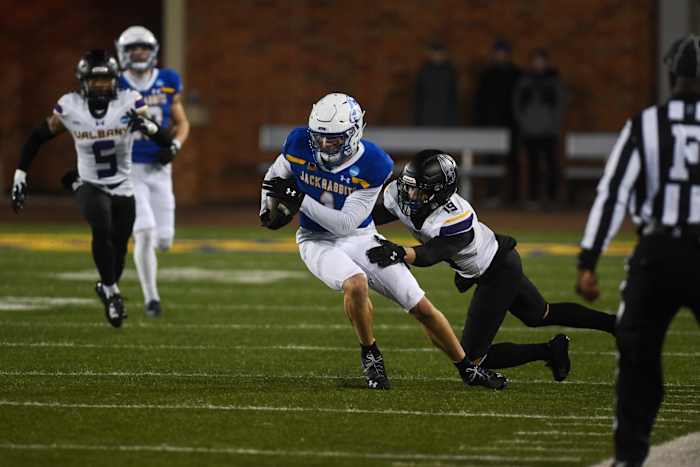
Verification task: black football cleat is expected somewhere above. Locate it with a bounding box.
[546,334,571,382]
[94,281,109,307]
[361,350,391,390]
[145,300,162,318]
[459,362,509,390]
[105,294,127,328]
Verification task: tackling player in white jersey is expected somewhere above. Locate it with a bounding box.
[116,26,190,317]
[10,49,175,328]
[368,150,616,383]
[261,93,508,390]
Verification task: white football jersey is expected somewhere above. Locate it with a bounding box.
[53,89,146,196]
[383,180,498,278]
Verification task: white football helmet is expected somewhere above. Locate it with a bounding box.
[115,26,159,71]
[308,93,365,170]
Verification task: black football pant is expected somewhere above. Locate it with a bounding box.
[614,235,700,464]
[75,183,135,287]
[459,248,615,367]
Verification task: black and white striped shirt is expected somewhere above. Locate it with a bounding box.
[580,95,700,267]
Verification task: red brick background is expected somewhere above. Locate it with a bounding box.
[1,0,655,205]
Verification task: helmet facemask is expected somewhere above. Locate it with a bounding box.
[309,127,357,170]
[123,43,157,72]
[76,51,119,119]
[398,151,460,228]
[116,26,159,72]
[398,174,441,220]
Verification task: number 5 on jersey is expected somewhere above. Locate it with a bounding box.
[93,140,117,178]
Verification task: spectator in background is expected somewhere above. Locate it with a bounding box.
[414,42,459,126]
[513,49,565,206]
[473,39,522,204]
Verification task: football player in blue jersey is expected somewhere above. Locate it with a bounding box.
[261,93,508,390]
[116,26,190,317]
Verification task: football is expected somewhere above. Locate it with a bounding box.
[262,195,294,229]
[266,195,292,217]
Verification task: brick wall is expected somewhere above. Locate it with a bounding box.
[186,0,655,204]
[1,0,655,204]
[0,0,159,196]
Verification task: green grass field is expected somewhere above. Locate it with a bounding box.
[1,223,698,466]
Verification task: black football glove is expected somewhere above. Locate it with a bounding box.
[60,169,81,192]
[366,235,407,268]
[155,139,181,165]
[10,169,27,214]
[262,177,304,213]
[126,109,159,136]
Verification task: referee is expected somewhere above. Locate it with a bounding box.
[576,35,700,466]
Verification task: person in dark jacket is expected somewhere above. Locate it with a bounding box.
[473,39,522,203]
[414,42,459,126]
[513,49,566,205]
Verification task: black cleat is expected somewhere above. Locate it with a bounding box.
[145,300,162,318]
[459,362,509,390]
[361,350,391,390]
[546,334,571,382]
[94,281,109,307]
[105,294,127,328]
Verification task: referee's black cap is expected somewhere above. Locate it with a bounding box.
[664,34,700,78]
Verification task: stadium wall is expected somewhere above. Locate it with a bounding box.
[1,0,655,205]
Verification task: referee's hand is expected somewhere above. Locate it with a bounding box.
[576,269,600,302]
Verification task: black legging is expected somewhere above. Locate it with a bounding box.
[75,183,135,286]
[460,248,615,363]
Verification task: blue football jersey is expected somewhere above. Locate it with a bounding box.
[117,68,182,163]
[282,127,394,233]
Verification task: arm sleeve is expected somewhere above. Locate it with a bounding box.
[18,119,56,172]
[300,186,382,236]
[260,154,294,214]
[579,119,640,270]
[413,231,474,267]
[371,186,399,226]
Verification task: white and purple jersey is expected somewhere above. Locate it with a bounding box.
[53,89,146,195]
[383,180,498,278]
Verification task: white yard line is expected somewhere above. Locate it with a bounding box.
[3,341,700,359]
[0,442,581,464]
[0,320,696,336]
[0,369,609,387]
[0,399,611,422]
[0,399,692,425]
[1,369,697,392]
[514,431,609,437]
[498,439,607,446]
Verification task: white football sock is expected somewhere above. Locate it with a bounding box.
[103,283,120,298]
[133,228,159,304]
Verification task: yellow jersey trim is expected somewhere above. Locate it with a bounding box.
[285,154,306,165]
[351,177,370,189]
[444,211,471,225]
